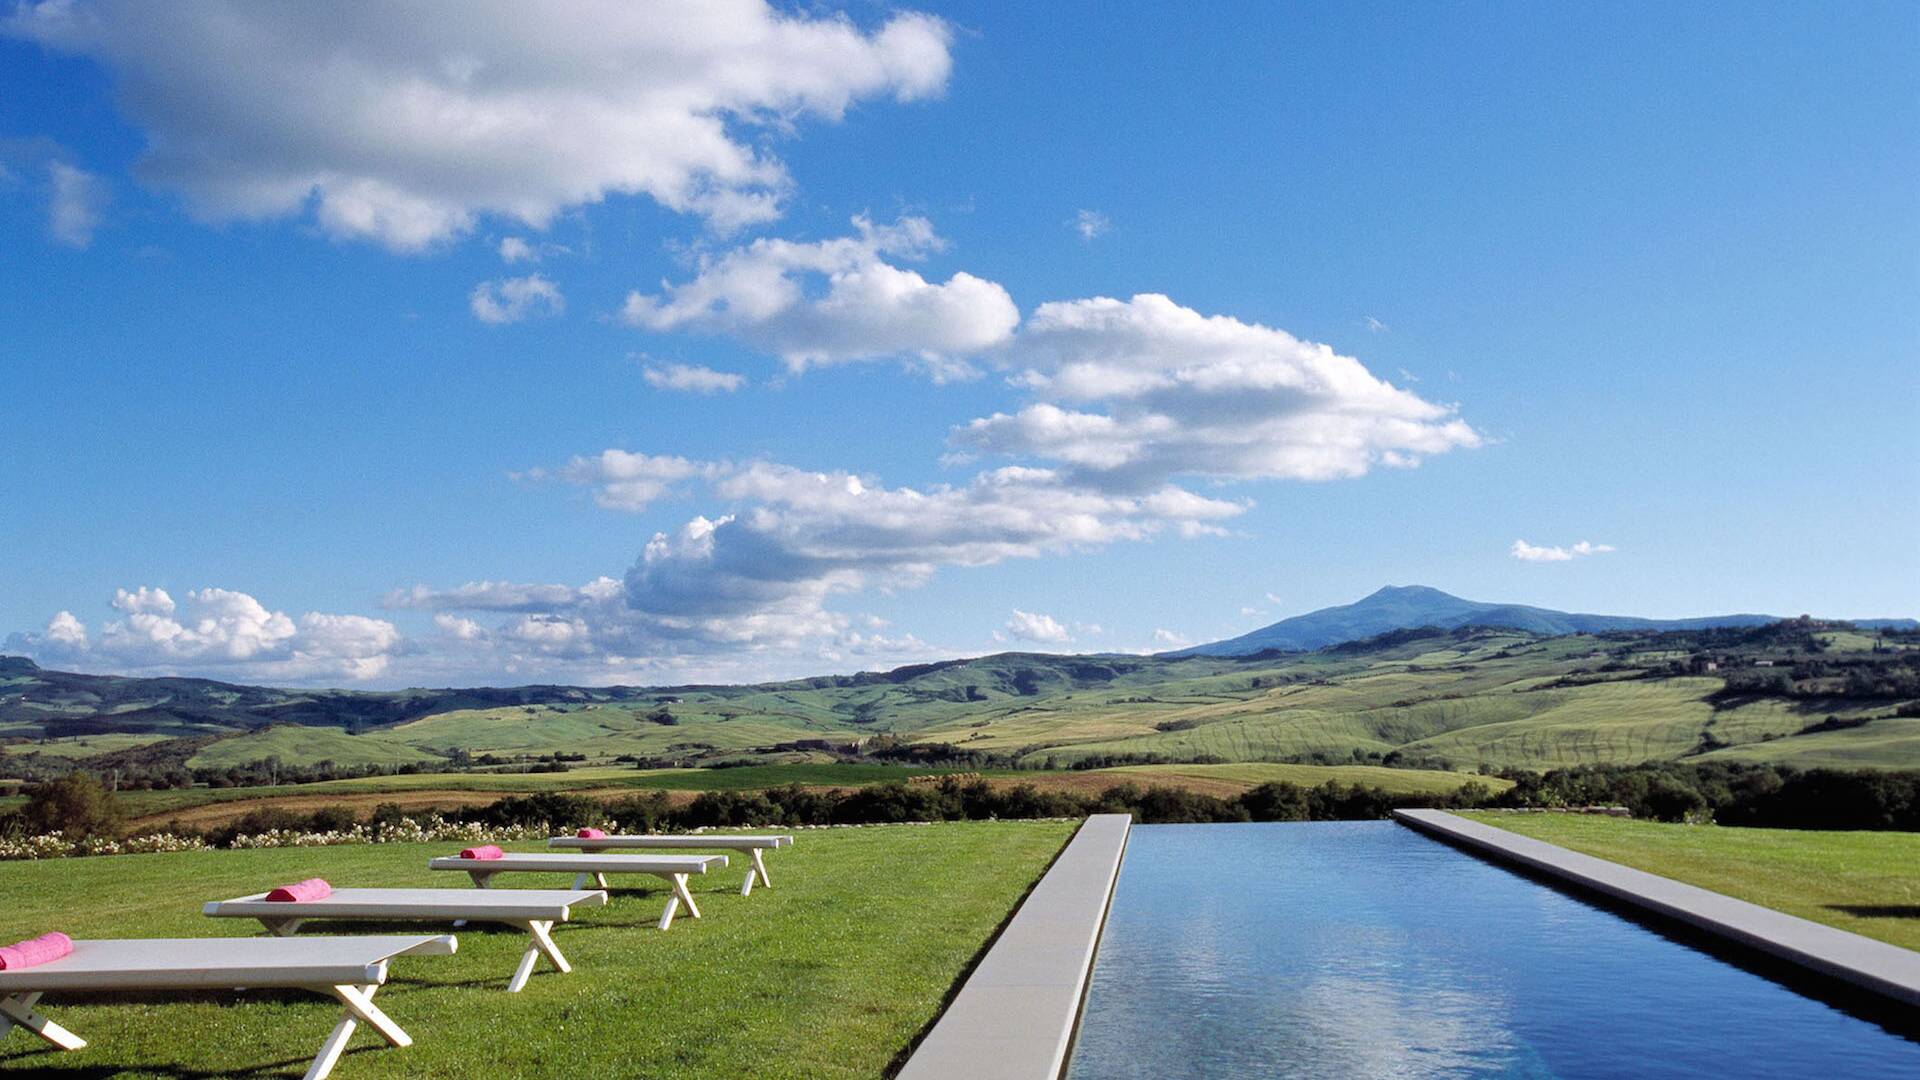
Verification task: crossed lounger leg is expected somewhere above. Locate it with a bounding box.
[2,984,413,1080]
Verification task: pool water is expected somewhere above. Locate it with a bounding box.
[1066,821,1920,1079]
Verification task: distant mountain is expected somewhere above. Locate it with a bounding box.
[1172,585,1917,657]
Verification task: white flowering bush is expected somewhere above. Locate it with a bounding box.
[0,831,77,860]
[0,815,556,861]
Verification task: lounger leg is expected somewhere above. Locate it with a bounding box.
[752,848,772,890]
[671,873,701,920]
[503,919,571,992]
[304,1014,357,1080]
[572,872,590,890]
[657,890,681,930]
[261,918,305,936]
[0,993,87,1051]
[593,872,610,889]
[330,984,410,1047]
[526,920,570,974]
[507,944,540,994]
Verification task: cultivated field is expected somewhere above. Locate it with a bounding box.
[6,625,1915,815]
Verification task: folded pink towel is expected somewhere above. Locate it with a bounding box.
[460,844,505,860]
[0,932,73,970]
[577,828,608,839]
[265,878,333,903]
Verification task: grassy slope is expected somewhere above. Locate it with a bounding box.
[1095,762,1514,796]
[0,821,1074,1078]
[1697,718,1920,769]
[188,724,445,769]
[1457,812,1920,951]
[13,629,1916,777]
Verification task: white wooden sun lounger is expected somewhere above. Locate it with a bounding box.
[427,852,726,929]
[0,934,454,1080]
[203,888,605,992]
[550,834,794,896]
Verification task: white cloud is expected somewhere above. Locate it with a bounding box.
[7,587,404,682]
[1510,539,1617,563]
[433,613,487,641]
[470,273,563,324]
[111,586,176,616]
[1151,627,1191,649]
[498,236,536,264]
[1366,315,1388,333]
[1071,209,1109,240]
[512,450,720,511]
[955,293,1481,489]
[1004,609,1072,644]
[47,160,107,247]
[6,1,952,249]
[643,362,746,394]
[622,215,1018,374]
[44,611,88,648]
[1264,592,1285,606]
[395,452,1243,671]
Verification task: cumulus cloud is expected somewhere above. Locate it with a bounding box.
[1151,627,1191,649]
[1071,209,1109,240]
[955,293,1482,490]
[397,452,1243,670]
[1003,609,1072,644]
[5,1,953,249]
[6,587,403,681]
[47,161,107,246]
[43,611,88,648]
[470,273,563,324]
[512,450,722,511]
[643,362,746,394]
[622,215,1018,374]
[433,613,487,641]
[498,236,535,264]
[1510,539,1617,563]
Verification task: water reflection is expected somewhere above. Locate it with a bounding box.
[1066,821,1919,1079]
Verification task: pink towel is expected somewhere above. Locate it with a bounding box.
[0,932,73,970]
[577,828,608,839]
[460,844,505,860]
[265,878,332,903]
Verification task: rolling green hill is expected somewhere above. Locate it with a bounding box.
[4,618,1917,780]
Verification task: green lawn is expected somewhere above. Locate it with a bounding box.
[0,820,1074,1078]
[1457,812,1920,951]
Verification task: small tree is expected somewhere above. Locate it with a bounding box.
[22,772,124,839]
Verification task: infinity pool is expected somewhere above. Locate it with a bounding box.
[1066,821,1920,1079]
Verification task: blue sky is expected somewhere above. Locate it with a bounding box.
[2,1,1915,687]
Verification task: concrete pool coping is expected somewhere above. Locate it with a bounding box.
[1394,808,1920,1008]
[897,813,1131,1080]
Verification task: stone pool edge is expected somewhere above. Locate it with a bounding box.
[1393,808,1920,1008]
[897,813,1132,1080]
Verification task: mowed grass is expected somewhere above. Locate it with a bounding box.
[1457,812,1920,951]
[0,820,1075,1078]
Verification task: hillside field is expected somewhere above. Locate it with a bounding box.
[4,624,1916,813]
